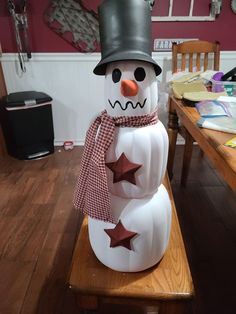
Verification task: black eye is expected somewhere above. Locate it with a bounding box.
[134,67,146,81]
[112,68,122,83]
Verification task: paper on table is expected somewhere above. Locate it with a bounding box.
[195,100,231,118]
[217,96,236,117]
[197,117,236,134]
[225,136,236,148]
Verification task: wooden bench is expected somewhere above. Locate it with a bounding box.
[68,175,194,314]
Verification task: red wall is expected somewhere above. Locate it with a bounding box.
[0,0,236,53]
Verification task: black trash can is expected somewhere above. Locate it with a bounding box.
[0,91,54,160]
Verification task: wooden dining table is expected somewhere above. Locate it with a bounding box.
[68,175,194,314]
[168,96,236,191]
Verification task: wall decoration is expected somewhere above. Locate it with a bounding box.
[44,0,99,52]
[7,0,31,73]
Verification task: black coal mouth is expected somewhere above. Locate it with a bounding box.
[108,98,147,111]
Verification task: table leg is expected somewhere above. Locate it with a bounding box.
[181,130,194,186]
[159,300,192,314]
[145,305,159,313]
[77,295,99,313]
[167,98,179,180]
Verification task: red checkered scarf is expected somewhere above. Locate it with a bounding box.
[73,109,158,223]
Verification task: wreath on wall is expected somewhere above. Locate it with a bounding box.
[44,0,100,52]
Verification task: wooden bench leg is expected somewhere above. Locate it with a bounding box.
[181,131,194,187]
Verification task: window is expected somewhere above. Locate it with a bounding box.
[151,0,221,22]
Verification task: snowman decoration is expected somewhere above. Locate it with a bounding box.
[74,0,171,272]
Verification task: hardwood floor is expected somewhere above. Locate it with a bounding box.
[0,145,236,314]
[172,146,236,314]
[0,147,84,314]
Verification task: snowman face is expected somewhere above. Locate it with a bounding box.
[105,60,158,117]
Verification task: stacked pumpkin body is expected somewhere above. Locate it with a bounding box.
[88,61,172,272]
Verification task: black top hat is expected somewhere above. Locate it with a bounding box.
[93,0,162,76]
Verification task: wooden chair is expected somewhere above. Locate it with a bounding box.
[167,40,220,186]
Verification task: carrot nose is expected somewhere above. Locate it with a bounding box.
[120,80,139,97]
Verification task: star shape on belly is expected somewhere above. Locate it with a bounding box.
[105,152,142,185]
[104,220,138,250]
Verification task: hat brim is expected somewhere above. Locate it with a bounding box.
[93,51,162,76]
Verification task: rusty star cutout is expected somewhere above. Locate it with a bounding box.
[104,220,138,250]
[105,152,142,185]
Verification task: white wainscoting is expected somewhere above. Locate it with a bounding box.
[1,52,236,145]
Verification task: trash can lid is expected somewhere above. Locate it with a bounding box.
[0,91,53,107]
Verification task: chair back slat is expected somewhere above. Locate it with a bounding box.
[203,53,209,70]
[172,40,220,74]
[196,53,201,71]
[181,54,186,71]
[214,43,220,70]
[189,54,193,72]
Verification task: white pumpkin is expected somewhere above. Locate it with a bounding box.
[105,60,158,117]
[104,60,168,197]
[105,122,168,198]
[88,184,172,272]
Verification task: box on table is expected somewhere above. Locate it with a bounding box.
[211,79,236,96]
